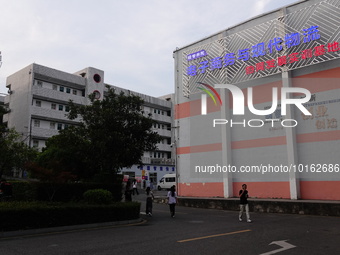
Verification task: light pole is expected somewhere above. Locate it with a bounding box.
[171,124,179,196]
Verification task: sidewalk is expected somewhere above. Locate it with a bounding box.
[153,196,340,217]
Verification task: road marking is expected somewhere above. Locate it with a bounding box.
[177,229,251,243]
[260,240,296,255]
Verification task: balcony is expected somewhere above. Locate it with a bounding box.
[31,106,82,122]
[154,129,171,137]
[31,126,60,138]
[156,143,172,151]
[151,114,172,123]
[32,87,87,105]
[141,157,151,164]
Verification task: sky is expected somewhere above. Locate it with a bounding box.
[0,0,300,97]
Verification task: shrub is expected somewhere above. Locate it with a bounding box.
[11,181,37,201]
[83,189,113,204]
[8,181,123,202]
[0,201,141,231]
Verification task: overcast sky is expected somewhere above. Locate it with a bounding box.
[0,0,300,97]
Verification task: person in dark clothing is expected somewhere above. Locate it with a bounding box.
[124,179,132,202]
[239,184,251,223]
[145,187,154,216]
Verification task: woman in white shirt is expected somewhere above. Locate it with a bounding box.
[167,185,177,218]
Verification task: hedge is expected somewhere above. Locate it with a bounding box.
[0,201,140,232]
[83,189,113,205]
[11,182,123,202]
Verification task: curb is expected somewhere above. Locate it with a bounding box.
[154,196,340,217]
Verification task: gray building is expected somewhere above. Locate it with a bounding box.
[2,63,175,183]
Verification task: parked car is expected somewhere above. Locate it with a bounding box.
[157,173,176,190]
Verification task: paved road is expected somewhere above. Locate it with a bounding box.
[0,191,339,255]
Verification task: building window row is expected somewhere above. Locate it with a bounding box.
[152,108,171,116]
[33,119,71,131]
[34,79,84,96]
[34,99,70,112]
[151,151,172,159]
[153,122,171,130]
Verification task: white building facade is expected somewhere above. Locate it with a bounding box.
[2,63,175,183]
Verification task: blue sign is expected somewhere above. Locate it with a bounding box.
[187,25,321,77]
[187,50,207,61]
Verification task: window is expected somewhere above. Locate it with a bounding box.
[32,140,39,148]
[165,177,175,182]
[73,89,77,95]
[51,103,56,110]
[52,84,57,90]
[64,124,69,129]
[50,122,56,129]
[34,120,40,127]
[59,105,63,111]
[35,100,41,107]
[57,123,63,130]
[66,88,71,94]
[59,86,64,92]
[65,106,70,112]
[93,74,101,83]
[37,81,43,87]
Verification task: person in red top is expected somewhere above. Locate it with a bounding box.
[0,179,13,201]
[239,184,251,223]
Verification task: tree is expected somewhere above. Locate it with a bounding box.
[38,87,162,181]
[0,129,38,178]
[0,104,38,178]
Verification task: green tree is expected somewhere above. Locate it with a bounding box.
[0,129,38,178]
[38,87,162,181]
[0,104,38,177]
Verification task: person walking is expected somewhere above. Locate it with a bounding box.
[167,185,177,218]
[124,179,132,202]
[239,184,251,223]
[145,187,154,216]
[132,179,139,195]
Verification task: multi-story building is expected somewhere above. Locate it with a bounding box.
[2,63,175,184]
[173,0,340,200]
